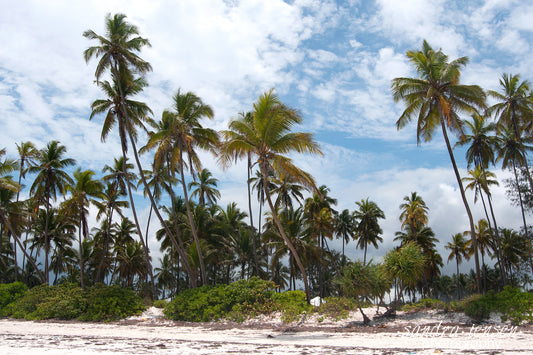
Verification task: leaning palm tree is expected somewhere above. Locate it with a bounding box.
[354,198,385,265]
[143,89,219,285]
[220,89,322,302]
[15,141,39,202]
[29,141,75,284]
[392,40,486,292]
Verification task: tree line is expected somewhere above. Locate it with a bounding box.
[1,14,532,304]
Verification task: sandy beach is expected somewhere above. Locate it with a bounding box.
[1,308,532,354]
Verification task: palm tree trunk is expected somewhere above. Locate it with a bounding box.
[261,165,310,303]
[440,118,481,293]
[178,152,206,285]
[484,180,505,285]
[2,216,45,283]
[513,161,529,245]
[78,218,85,289]
[456,258,460,300]
[247,154,259,275]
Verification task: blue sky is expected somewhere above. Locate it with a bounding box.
[1,0,533,275]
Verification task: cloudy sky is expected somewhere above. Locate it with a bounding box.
[2,0,533,275]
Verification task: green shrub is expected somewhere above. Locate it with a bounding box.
[152,299,168,308]
[79,284,145,322]
[0,282,28,312]
[164,277,277,322]
[464,294,491,322]
[30,283,86,320]
[401,298,447,312]
[273,290,312,322]
[316,297,356,321]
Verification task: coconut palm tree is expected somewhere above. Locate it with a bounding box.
[353,198,385,265]
[143,89,219,286]
[496,127,533,239]
[335,209,356,261]
[445,233,471,299]
[392,40,486,291]
[188,168,221,206]
[399,192,429,231]
[63,168,104,288]
[15,142,39,201]
[220,90,322,302]
[29,141,75,284]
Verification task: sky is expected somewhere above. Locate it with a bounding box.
[1,0,533,277]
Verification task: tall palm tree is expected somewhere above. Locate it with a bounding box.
[143,89,219,285]
[496,127,533,240]
[188,168,220,206]
[445,233,471,299]
[399,192,429,231]
[15,141,39,201]
[354,198,385,264]
[392,40,486,291]
[220,89,322,302]
[335,209,356,260]
[29,141,75,284]
[63,168,104,288]
[457,113,503,281]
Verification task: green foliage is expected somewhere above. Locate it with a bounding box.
[79,284,145,321]
[316,297,357,321]
[1,283,144,321]
[401,298,447,312]
[463,287,533,324]
[0,282,28,310]
[152,299,168,309]
[273,290,312,322]
[164,277,277,322]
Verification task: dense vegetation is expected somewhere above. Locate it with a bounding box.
[1,13,533,322]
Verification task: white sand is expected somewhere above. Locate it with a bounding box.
[1,307,531,354]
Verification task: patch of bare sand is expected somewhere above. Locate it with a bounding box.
[1,307,531,354]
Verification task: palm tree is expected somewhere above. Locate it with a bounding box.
[496,127,533,239]
[445,233,471,299]
[399,192,429,231]
[335,209,356,261]
[143,90,219,286]
[392,40,486,291]
[63,168,104,288]
[188,168,221,206]
[29,141,75,284]
[353,198,385,264]
[272,174,305,210]
[15,141,39,201]
[220,89,322,302]
[457,113,503,281]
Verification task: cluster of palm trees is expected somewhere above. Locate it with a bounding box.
[393,40,533,294]
[1,17,532,304]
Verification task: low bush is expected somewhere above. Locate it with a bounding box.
[152,299,168,309]
[0,283,144,322]
[401,298,447,312]
[315,297,357,321]
[463,287,533,324]
[0,282,28,312]
[164,277,277,322]
[79,284,145,321]
[273,290,312,322]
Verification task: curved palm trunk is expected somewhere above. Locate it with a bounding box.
[483,176,505,285]
[178,153,206,285]
[2,216,46,283]
[111,63,193,292]
[512,161,529,245]
[261,165,310,303]
[440,118,481,293]
[247,154,259,275]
